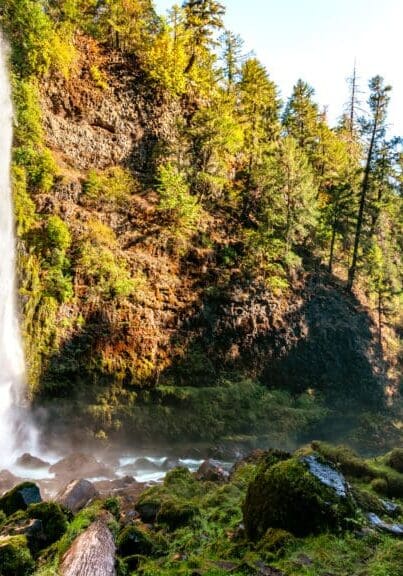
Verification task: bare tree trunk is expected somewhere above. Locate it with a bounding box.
[60,517,116,576]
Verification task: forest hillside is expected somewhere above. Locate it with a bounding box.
[0,0,401,451]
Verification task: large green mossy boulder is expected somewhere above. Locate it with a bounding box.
[243,456,356,539]
[0,535,35,576]
[27,502,68,552]
[0,483,41,517]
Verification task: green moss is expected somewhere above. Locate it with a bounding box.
[257,528,294,560]
[27,502,68,551]
[243,458,356,539]
[310,441,375,479]
[117,525,155,557]
[388,449,403,474]
[0,535,35,576]
[0,483,41,517]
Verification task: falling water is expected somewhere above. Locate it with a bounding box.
[0,34,38,468]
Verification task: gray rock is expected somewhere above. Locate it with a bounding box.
[367,513,403,537]
[56,479,98,513]
[15,453,50,470]
[302,455,347,497]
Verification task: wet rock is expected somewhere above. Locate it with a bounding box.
[0,470,20,495]
[367,513,403,537]
[196,459,228,482]
[161,457,182,471]
[56,478,98,513]
[15,453,50,470]
[50,453,113,480]
[243,457,355,539]
[0,482,42,516]
[381,499,401,518]
[130,458,160,472]
[302,455,348,497]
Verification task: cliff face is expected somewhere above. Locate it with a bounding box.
[16,36,398,448]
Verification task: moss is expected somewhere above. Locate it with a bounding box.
[310,441,375,479]
[243,458,356,539]
[0,483,41,517]
[117,525,155,557]
[388,449,403,474]
[352,486,386,515]
[257,528,294,560]
[371,478,389,496]
[158,498,198,530]
[0,535,35,576]
[27,502,68,550]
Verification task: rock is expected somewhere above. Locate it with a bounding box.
[381,499,401,518]
[0,470,20,495]
[0,482,42,516]
[0,535,35,576]
[126,457,160,472]
[161,457,182,471]
[388,448,403,474]
[117,525,155,557]
[367,513,403,537]
[56,478,98,513]
[243,456,355,539]
[302,455,348,497]
[26,502,68,551]
[15,453,50,470]
[49,453,113,480]
[196,459,228,482]
[60,515,116,576]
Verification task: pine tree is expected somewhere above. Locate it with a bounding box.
[347,76,392,291]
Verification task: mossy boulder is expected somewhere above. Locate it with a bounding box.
[117,525,155,557]
[0,483,41,516]
[0,535,35,575]
[27,502,67,551]
[243,456,356,539]
[388,449,403,474]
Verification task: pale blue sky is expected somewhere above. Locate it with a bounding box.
[154,0,403,135]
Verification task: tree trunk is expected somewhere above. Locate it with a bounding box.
[347,99,380,291]
[60,516,116,576]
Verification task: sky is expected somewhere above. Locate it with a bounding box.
[153,0,403,135]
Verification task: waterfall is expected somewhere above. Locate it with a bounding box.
[0,34,38,468]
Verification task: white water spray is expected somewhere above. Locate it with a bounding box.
[0,35,38,469]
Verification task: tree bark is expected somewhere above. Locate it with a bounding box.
[60,516,116,576]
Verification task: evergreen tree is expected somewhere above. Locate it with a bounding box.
[347,76,392,291]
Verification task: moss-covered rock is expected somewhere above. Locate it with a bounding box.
[0,535,35,575]
[0,483,41,516]
[243,457,356,539]
[27,502,67,551]
[117,525,155,557]
[388,449,403,474]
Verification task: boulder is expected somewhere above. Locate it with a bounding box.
[15,453,50,470]
[60,516,116,576]
[49,453,113,480]
[243,455,356,539]
[0,482,42,516]
[196,459,228,482]
[388,448,403,474]
[56,478,98,513]
[0,470,20,495]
